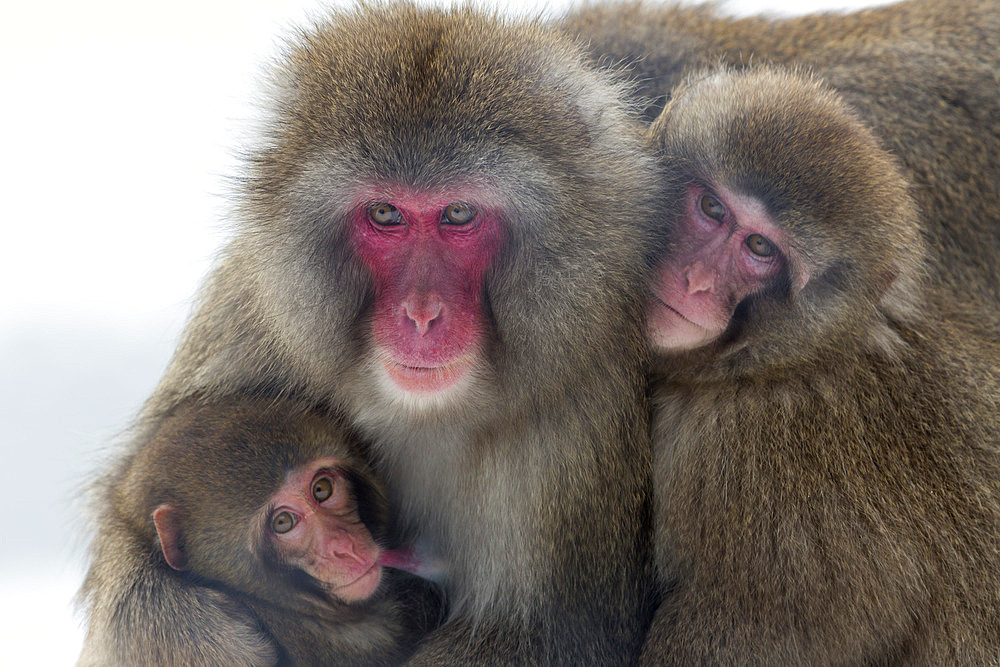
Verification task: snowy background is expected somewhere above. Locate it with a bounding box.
[1,0,882,662]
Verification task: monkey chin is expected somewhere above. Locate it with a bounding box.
[647,296,722,352]
[330,562,384,604]
[373,351,481,411]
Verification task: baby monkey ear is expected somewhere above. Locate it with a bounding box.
[152,504,189,571]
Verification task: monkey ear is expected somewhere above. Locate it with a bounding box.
[153,504,189,571]
[788,247,812,294]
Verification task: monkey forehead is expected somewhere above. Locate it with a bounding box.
[659,68,921,256]
[274,456,343,496]
[261,5,642,185]
[348,182,506,214]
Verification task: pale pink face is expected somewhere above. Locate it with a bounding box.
[351,186,503,397]
[267,457,382,603]
[648,184,791,351]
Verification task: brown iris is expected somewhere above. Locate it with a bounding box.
[745,234,775,257]
[700,194,726,221]
[443,202,476,225]
[369,202,402,226]
[312,476,334,503]
[272,510,296,534]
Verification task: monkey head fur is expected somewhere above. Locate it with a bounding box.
[649,66,925,380]
[178,2,657,427]
[562,0,1000,327]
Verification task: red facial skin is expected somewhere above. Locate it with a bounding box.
[153,458,383,604]
[266,458,383,603]
[351,185,503,395]
[648,184,789,351]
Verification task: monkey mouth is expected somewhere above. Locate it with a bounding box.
[332,562,383,603]
[651,293,706,329]
[381,355,473,393]
[648,293,722,351]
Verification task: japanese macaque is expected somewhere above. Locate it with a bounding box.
[80,399,443,665]
[640,66,1000,663]
[562,0,1000,326]
[79,3,657,664]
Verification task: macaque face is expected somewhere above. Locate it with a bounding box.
[351,185,503,400]
[266,457,383,603]
[648,184,788,351]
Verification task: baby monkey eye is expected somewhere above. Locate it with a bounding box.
[746,233,776,258]
[312,475,335,503]
[700,194,726,221]
[271,510,296,534]
[369,202,402,226]
[443,202,476,225]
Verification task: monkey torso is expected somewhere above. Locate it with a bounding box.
[648,315,1000,664]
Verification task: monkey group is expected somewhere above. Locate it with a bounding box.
[78,1,1000,664]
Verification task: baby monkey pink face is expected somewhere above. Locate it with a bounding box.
[266,458,383,602]
[648,184,793,351]
[352,186,503,396]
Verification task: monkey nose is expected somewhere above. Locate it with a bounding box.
[402,298,443,336]
[330,528,372,566]
[684,262,716,294]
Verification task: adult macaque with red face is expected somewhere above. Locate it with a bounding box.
[354,195,503,396]
[83,398,443,666]
[640,67,1000,664]
[79,4,656,664]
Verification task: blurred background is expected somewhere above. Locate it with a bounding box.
[0,0,882,662]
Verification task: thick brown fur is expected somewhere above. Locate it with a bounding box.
[562,0,1000,326]
[79,398,440,665]
[639,66,1000,663]
[79,3,657,663]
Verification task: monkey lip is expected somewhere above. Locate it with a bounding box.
[651,293,709,330]
[648,293,722,351]
[382,356,472,393]
[332,562,383,602]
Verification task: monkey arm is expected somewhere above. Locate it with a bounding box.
[78,521,277,666]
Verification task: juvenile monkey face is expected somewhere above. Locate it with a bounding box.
[648,184,788,351]
[267,457,383,602]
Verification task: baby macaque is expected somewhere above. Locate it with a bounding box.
[113,398,443,665]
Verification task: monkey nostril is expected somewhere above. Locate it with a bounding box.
[402,300,443,336]
[331,532,368,565]
[684,264,715,295]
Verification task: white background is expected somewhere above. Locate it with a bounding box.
[0,0,883,662]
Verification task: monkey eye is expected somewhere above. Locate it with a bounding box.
[271,510,297,535]
[369,202,402,226]
[745,233,776,258]
[312,475,336,503]
[442,202,476,225]
[699,194,726,221]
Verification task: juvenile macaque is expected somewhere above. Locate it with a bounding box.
[83,399,443,665]
[80,4,657,663]
[563,0,1000,324]
[641,66,1000,663]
